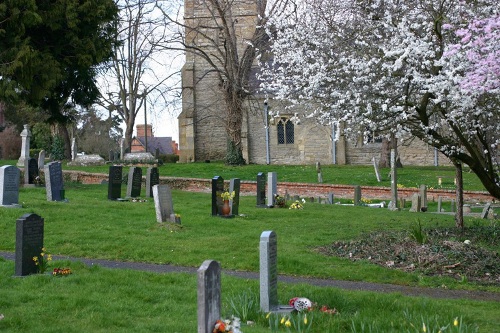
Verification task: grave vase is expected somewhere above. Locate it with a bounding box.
[221,200,231,216]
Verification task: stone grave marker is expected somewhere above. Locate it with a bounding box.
[328,192,334,204]
[17,124,31,167]
[229,178,240,216]
[126,167,142,198]
[146,167,160,198]
[152,185,177,223]
[372,157,381,182]
[256,172,266,208]
[0,165,21,207]
[353,185,361,206]
[38,150,45,170]
[27,158,38,185]
[316,161,323,183]
[419,185,427,209]
[267,172,277,207]
[259,231,294,313]
[197,260,221,333]
[451,199,456,212]
[108,166,123,200]
[388,149,399,210]
[211,176,224,216]
[15,213,44,276]
[44,161,64,201]
[409,193,421,212]
[481,203,491,219]
[437,196,442,212]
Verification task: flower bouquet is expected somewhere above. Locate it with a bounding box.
[220,190,235,201]
[289,199,305,209]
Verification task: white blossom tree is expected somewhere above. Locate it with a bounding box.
[261,0,500,207]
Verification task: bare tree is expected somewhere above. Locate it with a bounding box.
[97,0,181,152]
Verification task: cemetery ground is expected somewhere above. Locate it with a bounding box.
[0,180,499,332]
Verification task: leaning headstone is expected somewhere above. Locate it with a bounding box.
[126,167,142,198]
[259,231,294,314]
[37,150,45,170]
[267,172,277,207]
[0,165,21,207]
[15,213,44,276]
[409,193,421,212]
[27,158,38,185]
[388,149,399,211]
[480,203,491,219]
[44,161,65,201]
[152,185,177,223]
[146,167,160,198]
[316,162,323,183]
[437,196,442,212]
[17,124,31,167]
[353,185,361,206]
[108,166,123,200]
[256,172,266,208]
[372,157,381,182]
[211,176,224,216]
[197,260,221,333]
[229,178,240,216]
[419,185,427,209]
[328,192,334,204]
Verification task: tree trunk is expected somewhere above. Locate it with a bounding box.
[223,88,245,165]
[454,160,464,230]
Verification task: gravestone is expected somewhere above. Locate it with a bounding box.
[328,192,334,204]
[126,167,142,198]
[481,203,491,219]
[15,213,44,276]
[388,149,399,210]
[211,176,224,216]
[316,162,323,183]
[44,161,64,201]
[353,186,361,206]
[451,199,456,212]
[267,172,277,207]
[17,124,31,167]
[197,260,221,333]
[38,150,45,170]
[146,167,160,197]
[229,178,240,216]
[152,185,177,223]
[256,172,266,208]
[0,165,21,207]
[372,157,381,182]
[108,166,123,200]
[27,158,38,185]
[437,196,442,212]
[419,185,427,209]
[409,193,421,212]
[259,231,294,313]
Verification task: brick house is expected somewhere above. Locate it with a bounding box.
[131,124,178,156]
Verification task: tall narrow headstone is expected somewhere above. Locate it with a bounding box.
[451,199,456,212]
[229,178,240,216]
[37,150,45,171]
[17,124,31,167]
[15,213,44,276]
[256,172,266,208]
[259,231,293,313]
[153,185,176,223]
[108,166,122,200]
[437,196,443,212]
[353,186,361,206]
[267,172,277,207]
[0,165,20,207]
[372,157,381,182]
[146,167,160,197]
[388,149,399,210]
[419,185,427,208]
[481,203,491,219]
[211,176,224,216]
[316,162,323,183]
[27,158,38,185]
[126,167,142,198]
[409,193,421,212]
[197,260,221,333]
[44,161,64,201]
[328,192,334,204]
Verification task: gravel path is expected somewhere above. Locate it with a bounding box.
[1,251,498,302]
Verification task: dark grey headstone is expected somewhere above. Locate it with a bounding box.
[28,158,38,184]
[146,167,160,198]
[15,213,44,276]
[481,203,491,219]
[197,260,221,333]
[44,161,64,201]
[211,176,224,216]
[353,185,361,206]
[256,172,266,208]
[229,178,240,216]
[108,166,122,200]
[0,165,20,206]
[126,167,142,198]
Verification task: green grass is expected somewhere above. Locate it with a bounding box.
[0,160,487,191]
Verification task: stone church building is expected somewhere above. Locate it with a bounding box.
[177,0,450,166]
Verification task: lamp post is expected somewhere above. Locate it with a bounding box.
[144,91,148,153]
[264,102,270,165]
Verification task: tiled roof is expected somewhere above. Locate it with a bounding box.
[136,137,173,155]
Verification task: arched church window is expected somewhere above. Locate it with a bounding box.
[277,118,294,144]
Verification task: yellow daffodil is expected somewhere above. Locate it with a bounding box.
[47,255,52,261]
[285,319,291,328]
[304,315,308,325]
[454,318,459,326]
[280,317,285,324]
[266,313,271,319]
[422,323,427,332]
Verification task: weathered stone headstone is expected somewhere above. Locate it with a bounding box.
[38,150,45,170]
[146,167,160,198]
[17,124,31,167]
[27,158,38,185]
[260,231,294,314]
[267,172,277,207]
[152,185,177,223]
[388,149,399,210]
[229,178,240,216]
[211,176,224,216]
[481,203,491,219]
[107,166,123,200]
[372,157,381,182]
[126,167,142,198]
[0,165,20,207]
[197,260,221,333]
[44,161,64,201]
[419,185,427,209]
[437,196,442,212]
[451,199,456,212]
[353,185,361,206]
[328,192,334,204]
[256,172,266,208]
[15,213,44,276]
[316,162,323,183]
[409,193,421,212]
